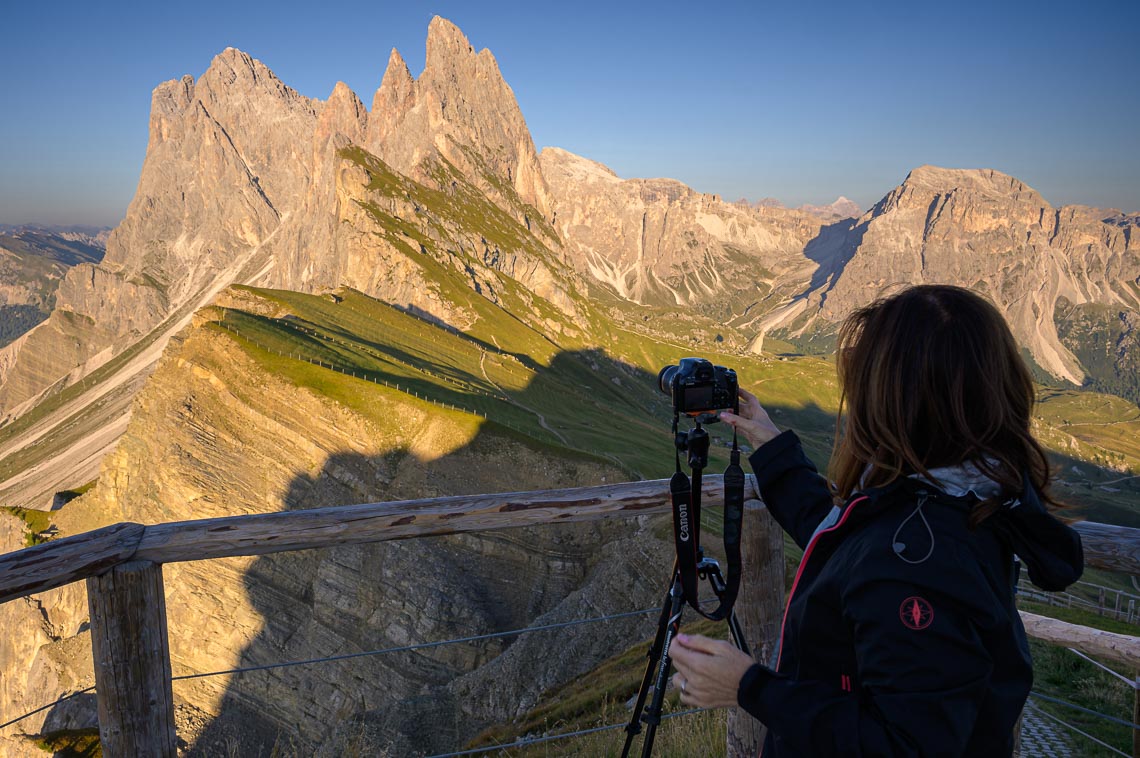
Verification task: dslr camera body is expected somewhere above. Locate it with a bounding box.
[657,357,738,416]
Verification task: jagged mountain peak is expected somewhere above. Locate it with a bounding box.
[366,17,551,219]
[426,15,478,60]
[199,47,294,99]
[327,81,366,117]
[372,48,415,119]
[423,15,506,86]
[318,81,367,144]
[792,166,1140,386]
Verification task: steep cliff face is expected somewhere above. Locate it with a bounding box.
[254,16,576,326]
[0,512,93,757]
[756,166,1140,382]
[0,49,320,415]
[17,308,659,754]
[261,140,583,334]
[540,147,822,321]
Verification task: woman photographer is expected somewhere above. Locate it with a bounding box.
[669,284,1083,756]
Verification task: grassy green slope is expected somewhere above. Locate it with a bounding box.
[210,282,1140,526]
[215,286,678,477]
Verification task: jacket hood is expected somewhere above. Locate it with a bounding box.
[864,470,1084,593]
[988,471,1084,592]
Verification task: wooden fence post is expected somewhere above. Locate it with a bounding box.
[87,560,176,757]
[727,501,785,758]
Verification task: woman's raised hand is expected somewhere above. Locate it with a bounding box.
[719,387,780,449]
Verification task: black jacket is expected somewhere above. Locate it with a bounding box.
[738,431,1084,757]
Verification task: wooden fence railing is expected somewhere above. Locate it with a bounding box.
[1,476,1139,757]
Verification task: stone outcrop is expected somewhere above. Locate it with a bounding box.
[0,511,93,757]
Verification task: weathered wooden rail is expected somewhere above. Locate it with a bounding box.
[1,476,1139,757]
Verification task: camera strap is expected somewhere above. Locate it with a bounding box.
[669,422,745,621]
[709,433,745,621]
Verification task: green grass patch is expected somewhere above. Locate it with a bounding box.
[1,505,54,547]
[33,728,101,757]
[466,617,730,757]
[1027,637,1133,757]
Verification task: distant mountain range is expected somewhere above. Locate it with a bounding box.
[0,224,112,238]
[737,195,862,221]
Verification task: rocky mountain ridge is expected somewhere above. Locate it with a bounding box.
[547,153,1140,392]
[540,146,823,318]
[0,19,581,416]
[777,166,1140,384]
[0,18,591,510]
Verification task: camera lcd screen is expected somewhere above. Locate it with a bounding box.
[683,386,715,409]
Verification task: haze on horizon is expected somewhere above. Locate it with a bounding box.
[1,0,1137,228]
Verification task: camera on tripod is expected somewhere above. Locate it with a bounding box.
[622,357,750,758]
[657,358,738,416]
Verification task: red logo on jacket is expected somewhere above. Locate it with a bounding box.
[899,596,934,630]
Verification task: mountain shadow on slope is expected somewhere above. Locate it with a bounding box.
[184,350,679,756]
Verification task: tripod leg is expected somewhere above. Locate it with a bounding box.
[726,608,750,656]
[639,578,685,758]
[622,569,681,758]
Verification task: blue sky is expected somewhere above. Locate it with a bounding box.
[1,0,1137,226]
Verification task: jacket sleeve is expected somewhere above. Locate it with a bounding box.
[748,430,836,549]
[737,576,995,756]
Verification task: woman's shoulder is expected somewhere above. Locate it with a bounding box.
[832,483,1013,626]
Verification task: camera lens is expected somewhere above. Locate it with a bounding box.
[657,365,677,395]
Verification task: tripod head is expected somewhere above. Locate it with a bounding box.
[673,415,714,471]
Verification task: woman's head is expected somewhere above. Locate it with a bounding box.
[829,284,1053,519]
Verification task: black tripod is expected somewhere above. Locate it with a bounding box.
[620,556,749,758]
[620,416,750,758]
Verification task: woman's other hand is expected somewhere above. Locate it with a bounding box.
[669,633,755,709]
[719,388,780,448]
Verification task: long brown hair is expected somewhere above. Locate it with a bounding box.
[829,284,1056,524]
